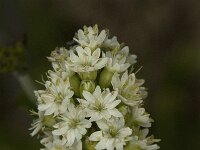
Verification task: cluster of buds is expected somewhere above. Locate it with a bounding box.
[30,25,160,150]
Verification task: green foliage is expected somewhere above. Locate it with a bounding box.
[0,43,26,73]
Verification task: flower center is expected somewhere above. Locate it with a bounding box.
[94,100,104,112]
[55,92,63,102]
[69,119,79,129]
[109,126,118,137]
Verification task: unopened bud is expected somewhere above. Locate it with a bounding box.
[118,105,129,116]
[80,80,96,96]
[69,74,81,97]
[43,115,55,128]
[79,71,97,81]
[99,68,114,88]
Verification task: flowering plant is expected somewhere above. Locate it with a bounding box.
[30,25,160,150]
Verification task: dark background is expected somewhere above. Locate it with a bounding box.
[0,0,200,150]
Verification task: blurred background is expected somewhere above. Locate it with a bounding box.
[0,0,200,149]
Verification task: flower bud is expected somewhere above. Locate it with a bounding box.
[79,71,97,81]
[80,80,96,96]
[99,68,114,88]
[69,74,81,97]
[125,145,141,150]
[43,115,55,128]
[118,105,129,116]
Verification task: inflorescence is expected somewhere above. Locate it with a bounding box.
[30,25,160,150]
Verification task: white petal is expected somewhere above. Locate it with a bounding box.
[104,91,118,104]
[77,29,86,40]
[111,73,121,89]
[70,51,79,63]
[41,94,54,102]
[97,30,106,45]
[116,143,124,150]
[82,91,95,103]
[71,140,82,150]
[106,138,114,150]
[106,100,121,109]
[76,46,84,57]
[93,86,102,98]
[92,48,101,59]
[44,104,56,116]
[84,47,92,56]
[89,112,102,122]
[119,127,132,137]
[89,131,103,141]
[77,125,87,135]
[104,93,115,103]
[30,124,41,136]
[100,110,111,119]
[81,119,92,128]
[96,120,109,131]
[121,71,128,86]
[52,126,69,135]
[67,129,75,146]
[96,139,107,150]
[127,54,137,65]
[119,63,130,72]
[94,58,108,70]
[38,103,52,111]
[108,108,123,117]
[74,128,82,141]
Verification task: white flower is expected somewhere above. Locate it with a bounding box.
[131,106,152,127]
[48,47,72,73]
[111,71,147,106]
[41,136,66,150]
[47,47,69,63]
[127,137,160,150]
[78,86,122,122]
[103,46,137,73]
[68,46,107,72]
[127,129,160,150]
[41,132,82,150]
[101,36,120,51]
[29,111,44,136]
[89,117,132,150]
[52,104,91,146]
[50,61,74,80]
[47,69,73,83]
[73,25,107,49]
[37,76,74,116]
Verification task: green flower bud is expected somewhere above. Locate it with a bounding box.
[80,80,96,97]
[43,115,55,128]
[99,68,114,88]
[79,71,97,81]
[118,105,129,116]
[125,145,141,150]
[69,74,81,97]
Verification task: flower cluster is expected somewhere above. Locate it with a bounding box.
[30,25,160,150]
